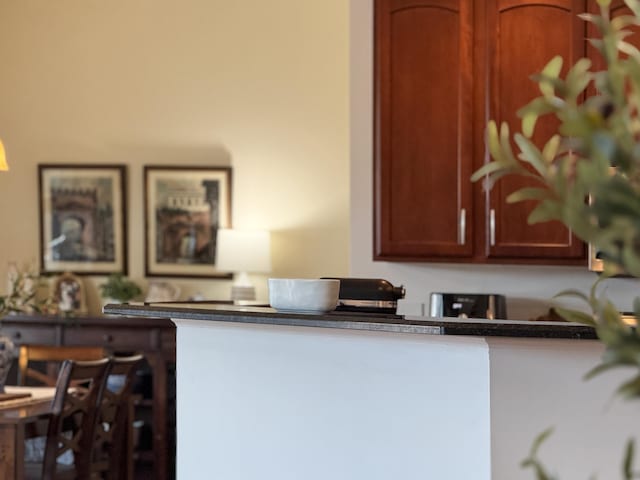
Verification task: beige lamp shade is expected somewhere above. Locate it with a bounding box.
[216,229,272,274]
[216,229,272,301]
[0,139,8,172]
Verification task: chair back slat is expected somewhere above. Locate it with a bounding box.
[42,358,111,480]
[93,354,144,480]
[19,345,107,387]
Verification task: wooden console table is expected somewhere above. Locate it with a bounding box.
[0,314,176,480]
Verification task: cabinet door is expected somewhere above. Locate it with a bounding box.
[374,0,474,259]
[484,0,586,260]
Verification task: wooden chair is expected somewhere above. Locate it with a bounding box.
[92,354,144,480]
[19,345,107,387]
[20,345,109,454]
[25,358,112,480]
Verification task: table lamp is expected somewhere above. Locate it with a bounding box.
[216,229,272,301]
[0,139,8,172]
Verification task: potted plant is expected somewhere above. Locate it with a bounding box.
[471,0,640,475]
[99,273,142,304]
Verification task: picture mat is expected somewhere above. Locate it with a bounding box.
[41,167,125,274]
[146,168,230,276]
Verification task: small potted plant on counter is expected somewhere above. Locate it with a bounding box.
[99,273,142,305]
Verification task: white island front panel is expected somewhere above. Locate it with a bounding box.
[175,318,491,480]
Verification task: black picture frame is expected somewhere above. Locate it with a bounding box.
[144,166,232,278]
[38,164,128,275]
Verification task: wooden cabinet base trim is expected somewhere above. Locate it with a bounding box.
[374,253,587,266]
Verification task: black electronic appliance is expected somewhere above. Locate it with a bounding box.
[322,277,405,314]
[429,293,507,320]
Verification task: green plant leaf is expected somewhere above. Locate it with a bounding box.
[553,307,596,326]
[565,58,593,101]
[538,56,563,98]
[470,160,514,183]
[624,0,640,19]
[584,361,623,380]
[520,428,558,480]
[619,40,640,61]
[487,120,503,163]
[616,375,640,398]
[542,135,561,164]
[518,97,557,137]
[623,438,634,480]
[499,122,519,165]
[611,14,639,31]
[554,289,590,302]
[506,187,551,203]
[514,134,547,176]
[528,200,561,224]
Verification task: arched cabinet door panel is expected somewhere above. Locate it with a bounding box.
[484,0,586,260]
[374,0,474,259]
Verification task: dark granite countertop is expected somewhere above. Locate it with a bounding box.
[102,302,599,340]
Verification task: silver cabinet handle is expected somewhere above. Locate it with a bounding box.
[490,209,496,246]
[458,208,466,245]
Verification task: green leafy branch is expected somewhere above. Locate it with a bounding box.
[523,428,640,480]
[471,0,640,478]
[521,429,559,480]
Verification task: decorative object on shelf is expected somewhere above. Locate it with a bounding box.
[471,1,640,476]
[216,229,271,301]
[0,335,15,393]
[53,272,86,315]
[144,166,232,278]
[99,273,142,304]
[0,262,45,315]
[0,139,8,172]
[38,164,128,275]
[145,281,181,303]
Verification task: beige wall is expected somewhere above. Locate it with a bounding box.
[0,0,350,313]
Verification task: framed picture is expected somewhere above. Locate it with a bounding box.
[38,164,127,275]
[144,166,232,278]
[53,272,87,314]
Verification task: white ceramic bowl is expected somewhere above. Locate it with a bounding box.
[268,278,340,314]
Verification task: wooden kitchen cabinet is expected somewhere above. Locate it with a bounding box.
[374,0,587,264]
[484,0,586,260]
[374,0,474,259]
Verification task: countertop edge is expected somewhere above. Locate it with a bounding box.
[102,303,599,340]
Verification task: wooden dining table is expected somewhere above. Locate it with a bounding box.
[0,387,56,480]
